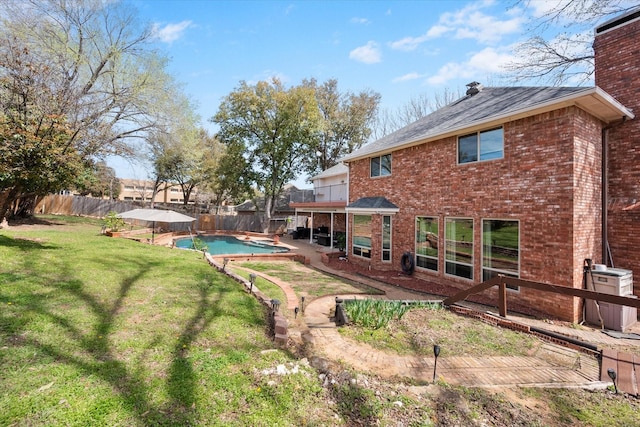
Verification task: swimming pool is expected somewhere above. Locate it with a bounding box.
[174,235,289,255]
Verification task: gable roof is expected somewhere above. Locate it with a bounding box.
[310,162,348,181]
[340,86,634,163]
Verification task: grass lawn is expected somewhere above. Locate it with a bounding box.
[0,215,335,426]
[3,215,640,427]
[235,261,383,300]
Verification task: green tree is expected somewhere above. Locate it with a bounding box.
[0,0,177,220]
[212,78,322,229]
[74,161,120,199]
[207,138,255,209]
[303,78,380,176]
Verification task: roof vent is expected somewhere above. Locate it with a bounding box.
[466,81,483,96]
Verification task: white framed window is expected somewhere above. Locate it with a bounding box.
[416,216,438,271]
[352,214,372,258]
[445,217,473,280]
[482,219,520,291]
[382,215,391,262]
[458,127,503,164]
[370,154,391,177]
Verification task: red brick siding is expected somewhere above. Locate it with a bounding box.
[348,107,602,321]
[310,213,346,233]
[595,16,640,297]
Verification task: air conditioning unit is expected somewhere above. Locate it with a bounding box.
[585,267,636,331]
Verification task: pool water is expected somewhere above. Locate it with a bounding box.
[175,235,289,255]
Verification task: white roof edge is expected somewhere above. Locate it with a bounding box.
[342,87,634,163]
[592,86,635,119]
[344,207,400,214]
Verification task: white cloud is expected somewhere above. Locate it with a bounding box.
[349,41,381,64]
[152,20,193,43]
[426,24,451,39]
[527,0,572,18]
[389,1,524,51]
[350,17,370,25]
[388,34,430,51]
[392,72,426,83]
[427,47,514,85]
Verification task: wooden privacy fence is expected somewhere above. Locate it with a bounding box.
[36,195,266,233]
[442,275,640,318]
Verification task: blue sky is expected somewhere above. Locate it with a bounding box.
[110,0,585,184]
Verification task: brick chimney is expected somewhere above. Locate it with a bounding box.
[593,8,640,280]
[594,8,640,111]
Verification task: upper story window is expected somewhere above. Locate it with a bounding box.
[370,154,391,177]
[458,127,503,164]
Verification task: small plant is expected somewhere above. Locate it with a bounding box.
[344,299,436,329]
[336,233,346,251]
[103,211,126,232]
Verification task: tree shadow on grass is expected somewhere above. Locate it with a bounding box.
[0,234,266,426]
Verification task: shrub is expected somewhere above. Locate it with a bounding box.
[103,211,126,231]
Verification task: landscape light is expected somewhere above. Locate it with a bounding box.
[433,344,441,383]
[607,368,618,393]
[249,273,256,294]
[222,258,229,271]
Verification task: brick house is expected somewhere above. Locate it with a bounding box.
[338,9,640,323]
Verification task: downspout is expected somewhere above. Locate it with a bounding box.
[602,117,627,266]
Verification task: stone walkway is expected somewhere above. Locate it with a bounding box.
[249,236,640,391]
[303,295,602,388]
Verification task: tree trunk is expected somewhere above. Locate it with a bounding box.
[262,197,273,233]
[0,187,20,224]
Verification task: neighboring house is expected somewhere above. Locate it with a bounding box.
[118,179,200,205]
[338,9,640,323]
[289,163,348,248]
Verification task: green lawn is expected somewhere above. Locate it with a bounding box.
[0,216,334,426]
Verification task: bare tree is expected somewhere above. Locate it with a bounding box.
[372,88,461,139]
[506,0,637,85]
[0,0,178,220]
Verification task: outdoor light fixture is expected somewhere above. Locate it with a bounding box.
[433,344,441,383]
[249,273,256,294]
[294,306,299,319]
[607,368,618,393]
[222,258,229,271]
[301,296,305,313]
[271,299,281,312]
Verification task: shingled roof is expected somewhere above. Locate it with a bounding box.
[345,196,399,213]
[340,85,633,163]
